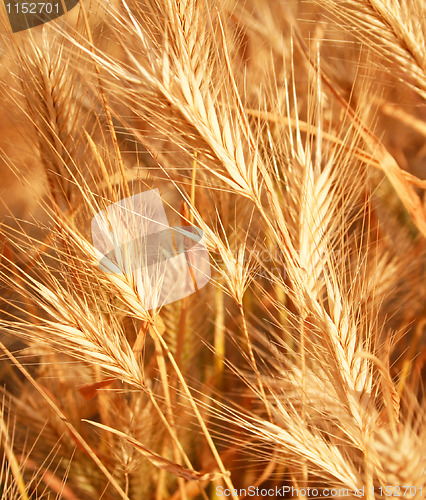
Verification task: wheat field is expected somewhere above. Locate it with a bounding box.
[0,0,425,498]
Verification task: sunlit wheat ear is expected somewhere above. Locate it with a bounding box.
[315,0,426,99]
[75,0,262,201]
[0,231,145,388]
[372,414,426,490]
[108,0,259,199]
[12,29,88,209]
[267,59,374,402]
[194,222,254,304]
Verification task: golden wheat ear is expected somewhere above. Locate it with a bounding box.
[8,29,93,212]
[314,0,426,100]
